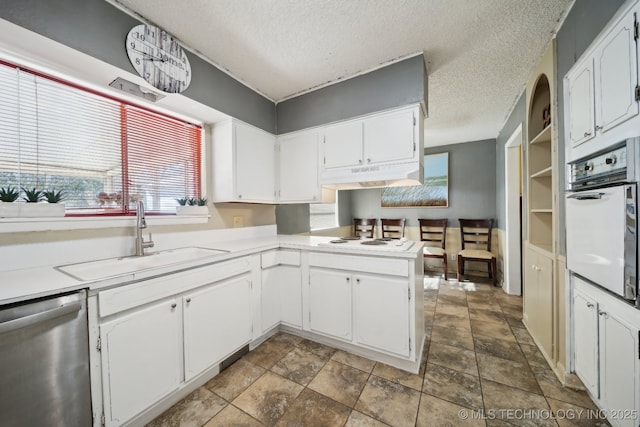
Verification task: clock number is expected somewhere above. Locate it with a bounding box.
[130,41,136,49]
[135,58,140,65]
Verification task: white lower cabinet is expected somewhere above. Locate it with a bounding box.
[183,276,252,381]
[308,268,353,341]
[572,276,640,427]
[355,274,410,357]
[260,250,303,333]
[100,299,182,427]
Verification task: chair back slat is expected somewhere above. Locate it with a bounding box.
[381,218,406,239]
[353,218,376,238]
[418,218,447,249]
[459,218,493,251]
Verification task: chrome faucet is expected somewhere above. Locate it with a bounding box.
[135,200,154,256]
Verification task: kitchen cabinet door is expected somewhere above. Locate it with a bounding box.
[279,130,320,203]
[363,107,416,165]
[279,265,302,328]
[599,306,638,427]
[594,10,638,135]
[260,267,281,333]
[355,273,410,357]
[183,276,252,381]
[234,121,276,202]
[567,60,595,147]
[523,246,554,360]
[100,299,182,427]
[572,289,599,398]
[322,120,363,169]
[308,268,352,341]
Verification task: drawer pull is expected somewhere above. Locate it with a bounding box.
[586,302,594,308]
[186,298,192,303]
[171,303,177,310]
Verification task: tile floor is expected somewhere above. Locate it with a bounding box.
[147,275,609,427]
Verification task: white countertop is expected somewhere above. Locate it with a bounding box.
[0,234,423,305]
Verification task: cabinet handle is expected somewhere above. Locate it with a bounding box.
[586,302,594,308]
[171,303,177,310]
[584,131,592,137]
[595,124,603,131]
[367,158,371,163]
[238,194,242,199]
[356,278,360,284]
[186,298,192,303]
[599,311,607,316]
[358,159,363,164]
[346,277,350,283]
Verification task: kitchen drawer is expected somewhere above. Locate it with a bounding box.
[261,250,301,269]
[309,252,408,277]
[99,257,251,317]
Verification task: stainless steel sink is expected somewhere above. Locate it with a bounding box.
[56,247,229,281]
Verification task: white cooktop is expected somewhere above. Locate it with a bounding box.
[317,238,415,252]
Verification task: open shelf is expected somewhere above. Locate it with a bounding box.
[531,166,552,178]
[530,125,551,145]
[531,208,553,213]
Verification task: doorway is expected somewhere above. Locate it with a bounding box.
[504,124,523,295]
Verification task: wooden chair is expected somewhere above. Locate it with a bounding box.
[457,219,497,286]
[353,218,376,238]
[380,218,406,239]
[419,219,448,280]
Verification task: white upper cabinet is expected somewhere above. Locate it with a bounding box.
[211,119,276,203]
[278,129,320,203]
[322,120,364,169]
[320,104,423,175]
[565,3,639,161]
[567,60,595,147]
[363,107,416,165]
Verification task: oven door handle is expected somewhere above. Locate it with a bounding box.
[567,192,605,200]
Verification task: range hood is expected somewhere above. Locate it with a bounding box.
[320,160,423,190]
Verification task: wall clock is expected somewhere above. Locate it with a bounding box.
[126,24,191,94]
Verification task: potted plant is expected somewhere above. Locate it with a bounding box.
[0,186,21,217]
[20,187,65,217]
[175,196,209,216]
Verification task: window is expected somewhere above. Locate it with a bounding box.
[0,61,202,215]
[309,202,338,230]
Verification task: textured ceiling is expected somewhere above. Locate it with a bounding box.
[112,0,573,146]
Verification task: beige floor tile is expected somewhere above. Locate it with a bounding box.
[372,362,424,391]
[270,347,327,386]
[428,342,478,376]
[354,375,421,427]
[434,312,472,331]
[268,332,304,347]
[477,353,541,394]
[470,319,517,343]
[481,379,555,427]
[469,308,507,324]
[275,388,351,427]
[344,410,390,426]
[436,303,470,318]
[437,293,469,306]
[519,343,550,369]
[331,350,376,373]
[242,340,293,369]
[501,306,523,320]
[204,359,265,402]
[232,371,303,426]
[296,339,337,359]
[467,300,503,313]
[308,359,370,407]
[147,387,227,427]
[505,315,525,328]
[431,325,475,351]
[423,363,483,410]
[530,365,597,409]
[203,404,263,427]
[546,398,611,427]
[512,328,537,346]
[416,393,486,427]
[473,334,527,363]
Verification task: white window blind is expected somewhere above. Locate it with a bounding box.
[0,61,202,215]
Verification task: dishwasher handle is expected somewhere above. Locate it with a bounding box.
[567,192,605,200]
[0,301,82,335]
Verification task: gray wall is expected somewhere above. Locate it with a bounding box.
[277,55,427,134]
[554,0,624,255]
[0,0,277,133]
[350,139,497,229]
[276,204,310,234]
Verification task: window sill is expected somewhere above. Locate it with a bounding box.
[0,215,209,233]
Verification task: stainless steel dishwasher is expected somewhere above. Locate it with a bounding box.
[0,290,92,427]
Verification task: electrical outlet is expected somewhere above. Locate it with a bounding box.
[451,253,457,261]
[233,216,243,227]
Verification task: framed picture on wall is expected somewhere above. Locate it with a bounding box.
[381,152,449,208]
